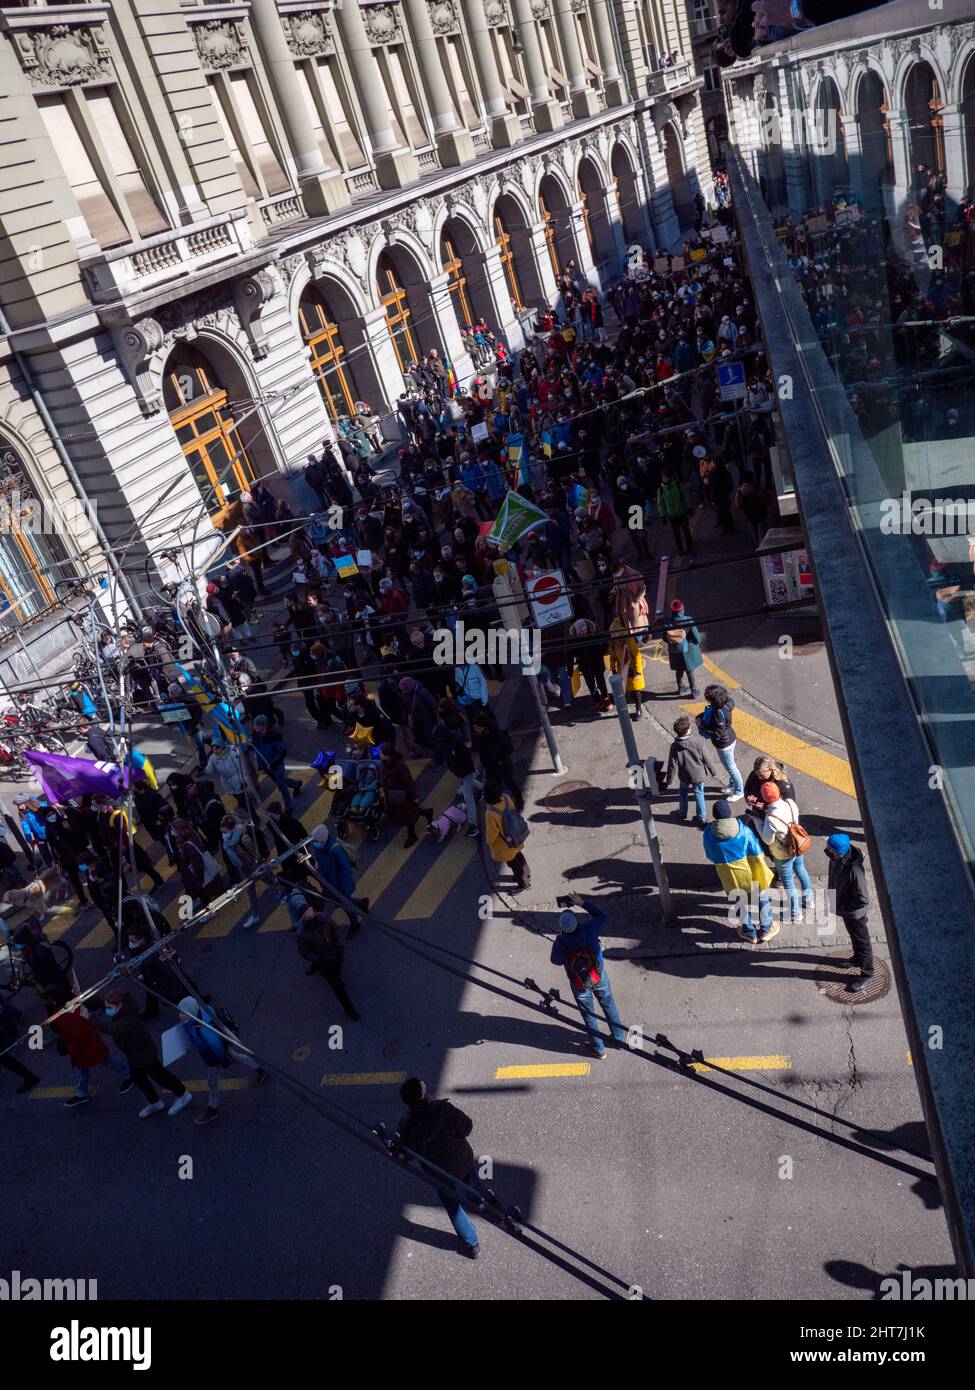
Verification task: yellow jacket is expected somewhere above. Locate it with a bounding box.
[485,796,524,862]
[609,620,645,692]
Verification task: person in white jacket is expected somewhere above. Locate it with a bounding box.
[453,662,489,709]
[205,742,248,807]
[757,782,813,922]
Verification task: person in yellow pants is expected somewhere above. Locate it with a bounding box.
[608,616,646,721]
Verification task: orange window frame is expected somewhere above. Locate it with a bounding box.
[494,215,525,313]
[299,301,357,420]
[167,365,255,512]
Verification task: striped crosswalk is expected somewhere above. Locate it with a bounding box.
[42,738,485,960]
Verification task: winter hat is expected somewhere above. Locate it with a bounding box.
[379,578,392,592]
[400,1077,426,1106]
[713,799,733,820]
[206,582,217,595]
[461,574,477,591]
[558,910,579,933]
[761,782,781,803]
[178,996,203,1020]
[692,445,708,459]
[826,832,851,856]
[670,598,684,613]
[310,825,330,844]
[253,714,268,728]
[398,676,415,693]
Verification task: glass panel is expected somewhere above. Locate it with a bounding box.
[229,71,291,195]
[36,94,129,247]
[83,88,168,237]
[209,76,260,199]
[319,57,366,169]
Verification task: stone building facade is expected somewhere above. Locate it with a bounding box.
[0,0,713,640]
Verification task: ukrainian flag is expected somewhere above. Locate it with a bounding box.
[176,664,249,746]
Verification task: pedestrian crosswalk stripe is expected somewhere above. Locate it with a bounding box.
[687,1054,791,1073]
[496,1063,592,1079]
[395,819,476,920]
[355,770,457,909]
[29,1078,249,1100]
[681,700,856,799]
[75,921,114,951]
[321,1071,407,1086]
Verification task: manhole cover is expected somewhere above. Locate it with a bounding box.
[792,642,825,656]
[539,779,596,810]
[292,1045,311,1061]
[816,953,891,1005]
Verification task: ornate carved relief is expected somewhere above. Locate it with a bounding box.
[482,0,507,25]
[281,10,335,57]
[428,0,458,35]
[12,22,113,89]
[191,18,249,71]
[233,270,277,361]
[570,0,588,12]
[317,229,369,285]
[111,318,166,418]
[363,5,402,45]
[530,0,549,19]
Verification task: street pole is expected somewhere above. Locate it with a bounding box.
[493,562,565,775]
[607,671,676,925]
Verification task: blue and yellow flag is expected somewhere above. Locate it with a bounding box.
[176,664,249,746]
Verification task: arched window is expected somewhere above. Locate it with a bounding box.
[299,289,358,420]
[0,439,66,621]
[441,234,474,329]
[376,253,420,371]
[164,347,256,515]
[494,212,525,312]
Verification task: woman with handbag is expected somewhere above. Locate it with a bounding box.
[757,783,813,922]
[173,819,225,911]
[666,598,703,698]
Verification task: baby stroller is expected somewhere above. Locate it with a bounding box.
[331,750,385,843]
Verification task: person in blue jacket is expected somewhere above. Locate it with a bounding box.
[308,825,370,935]
[248,715,303,804]
[18,798,52,869]
[178,995,267,1126]
[550,894,628,1059]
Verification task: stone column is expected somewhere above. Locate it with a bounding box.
[460,0,522,148]
[479,241,523,345]
[552,0,600,119]
[527,219,560,302]
[335,1,418,188]
[886,111,913,214]
[249,0,349,214]
[510,0,563,132]
[427,270,476,386]
[402,0,475,165]
[939,103,967,207]
[360,305,408,417]
[591,0,627,107]
[650,185,681,252]
[567,198,598,284]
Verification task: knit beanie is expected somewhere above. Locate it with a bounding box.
[760,782,781,803]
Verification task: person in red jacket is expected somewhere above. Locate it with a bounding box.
[44,983,134,1110]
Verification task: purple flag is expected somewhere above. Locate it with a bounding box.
[23,750,143,805]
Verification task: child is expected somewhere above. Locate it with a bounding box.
[663,715,722,827]
[349,758,381,814]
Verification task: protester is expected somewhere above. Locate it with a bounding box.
[702,799,775,943]
[697,685,744,799]
[756,783,813,922]
[295,904,361,1020]
[378,744,432,848]
[177,995,268,1126]
[824,833,873,992]
[396,1077,487,1259]
[44,982,133,1108]
[665,599,703,699]
[483,779,530,890]
[90,990,192,1118]
[550,894,627,1059]
[308,824,370,931]
[663,714,722,825]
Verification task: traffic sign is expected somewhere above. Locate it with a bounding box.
[716,361,747,401]
[526,570,573,628]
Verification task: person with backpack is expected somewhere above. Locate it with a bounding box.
[757,783,813,922]
[663,714,723,826]
[220,814,262,930]
[824,833,873,993]
[483,780,530,891]
[471,712,523,811]
[248,715,303,804]
[177,995,268,1126]
[173,818,225,911]
[396,1077,488,1259]
[665,598,703,699]
[697,684,744,799]
[550,894,627,1059]
[308,824,370,933]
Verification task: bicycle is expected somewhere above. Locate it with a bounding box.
[0,930,75,996]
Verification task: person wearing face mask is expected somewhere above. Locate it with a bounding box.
[44,980,133,1110]
[90,990,192,1118]
[179,995,268,1127]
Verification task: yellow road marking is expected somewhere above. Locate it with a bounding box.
[906,1050,913,1067]
[75,921,114,950]
[395,818,476,921]
[31,1078,249,1099]
[355,770,455,907]
[496,1063,592,1079]
[681,701,856,799]
[688,1054,791,1073]
[699,654,741,689]
[321,1070,407,1086]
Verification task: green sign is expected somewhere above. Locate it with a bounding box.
[488,491,549,551]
